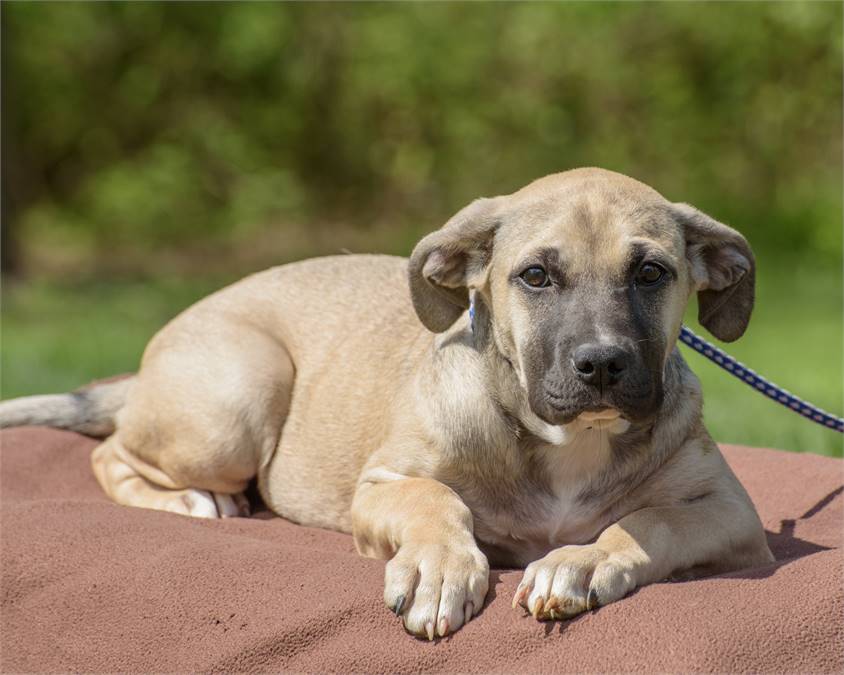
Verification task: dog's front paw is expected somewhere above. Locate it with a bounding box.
[513,544,636,621]
[384,539,489,639]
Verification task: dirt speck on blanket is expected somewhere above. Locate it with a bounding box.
[2,427,842,673]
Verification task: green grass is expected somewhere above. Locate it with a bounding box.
[2,256,841,457]
[1,277,224,398]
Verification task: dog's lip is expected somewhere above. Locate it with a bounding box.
[544,392,624,419]
[578,408,622,422]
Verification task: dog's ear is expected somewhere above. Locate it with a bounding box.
[673,203,755,342]
[408,197,502,333]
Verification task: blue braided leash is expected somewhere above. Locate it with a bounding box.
[468,301,843,433]
[679,326,843,433]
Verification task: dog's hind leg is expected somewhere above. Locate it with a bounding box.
[91,436,250,517]
[92,308,296,519]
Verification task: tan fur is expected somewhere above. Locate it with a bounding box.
[0,168,773,639]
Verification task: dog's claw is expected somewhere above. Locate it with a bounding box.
[464,601,474,624]
[531,597,544,619]
[393,595,405,616]
[512,584,527,609]
[587,588,600,611]
[437,618,449,637]
[425,621,435,641]
[543,596,559,614]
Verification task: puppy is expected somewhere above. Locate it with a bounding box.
[0,168,773,639]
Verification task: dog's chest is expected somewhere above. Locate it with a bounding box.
[470,484,608,566]
[459,449,616,566]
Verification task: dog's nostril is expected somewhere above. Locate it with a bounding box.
[607,359,626,376]
[573,357,595,375]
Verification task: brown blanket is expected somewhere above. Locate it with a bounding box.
[2,427,842,673]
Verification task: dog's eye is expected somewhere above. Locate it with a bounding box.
[636,262,666,287]
[520,266,550,288]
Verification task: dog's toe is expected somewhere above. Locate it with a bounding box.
[515,544,632,621]
[170,490,252,519]
[384,540,489,639]
[177,490,220,518]
[235,492,251,516]
[213,493,241,517]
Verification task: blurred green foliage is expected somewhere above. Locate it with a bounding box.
[3,2,841,274]
[1,2,842,456]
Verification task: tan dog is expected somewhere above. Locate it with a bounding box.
[0,168,773,639]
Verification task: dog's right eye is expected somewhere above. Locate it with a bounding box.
[519,266,550,288]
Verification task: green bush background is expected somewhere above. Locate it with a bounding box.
[2,2,841,456]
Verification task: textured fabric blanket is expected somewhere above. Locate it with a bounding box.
[2,427,842,673]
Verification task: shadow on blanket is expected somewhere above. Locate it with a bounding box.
[764,486,841,559]
[2,428,842,673]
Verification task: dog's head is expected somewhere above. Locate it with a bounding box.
[409,168,754,426]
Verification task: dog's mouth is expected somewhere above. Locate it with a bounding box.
[574,408,629,432]
[540,377,659,427]
[578,408,622,423]
[539,390,639,428]
[576,408,621,421]
[543,390,617,417]
[523,402,630,445]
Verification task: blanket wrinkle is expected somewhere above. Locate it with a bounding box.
[1,428,842,673]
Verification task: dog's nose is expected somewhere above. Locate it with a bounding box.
[571,343,629,388]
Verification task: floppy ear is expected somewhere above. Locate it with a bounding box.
[673,203,755,342]
[408,197,502,333]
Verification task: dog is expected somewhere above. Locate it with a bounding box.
[0,168,773,639]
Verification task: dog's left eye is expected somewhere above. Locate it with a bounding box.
[520,266,550,288]
[636,262,667,287]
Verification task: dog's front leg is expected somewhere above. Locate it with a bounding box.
[351,476,489,639]
[513,493,772,621]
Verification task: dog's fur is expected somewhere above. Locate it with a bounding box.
[0,168,773,639]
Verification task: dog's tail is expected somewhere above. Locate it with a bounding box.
[0,377,135,437]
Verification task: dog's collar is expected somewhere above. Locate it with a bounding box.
[468,298,475,332]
